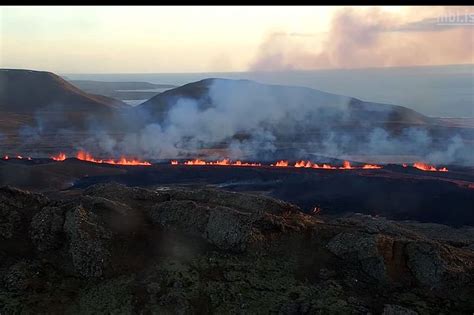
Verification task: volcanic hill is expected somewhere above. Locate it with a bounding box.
[137,78,433,126]
[0,69,128,112]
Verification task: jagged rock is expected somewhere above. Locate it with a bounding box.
[30,206,65,252]
[1,184,473,314]
[78,195,144,234]
[0,186,48,240]
[3,260,41,292]
[326,231,388,282]
[142,185,304,251]
[62,194,151,279]
[205,206,254,251]
[0,205,21,239]
[148,200,210,235]
[333,213,419,238]
[84,182,169,207]
[0,186,49,211]
[405,242,448,288]
[167,187,300,216]
[382,304,418,315]
[63,205,113,278]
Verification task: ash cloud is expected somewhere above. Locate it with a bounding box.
[250,6,474,71]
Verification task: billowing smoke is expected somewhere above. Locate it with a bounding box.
[250,6,474,71]
[76,79,473,165]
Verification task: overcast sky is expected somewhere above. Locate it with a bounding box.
[1,6,472,73]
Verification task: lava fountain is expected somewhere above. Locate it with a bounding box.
[413,162,448,172]
[51,153,67,161]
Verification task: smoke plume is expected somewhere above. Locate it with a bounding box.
[250,6,474,71]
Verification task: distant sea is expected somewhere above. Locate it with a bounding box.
[64,64,474,118]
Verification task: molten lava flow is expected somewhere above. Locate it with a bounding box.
[183,159,207,165]
[271,160,289,167]
[172,158,382,170]
[413,162,437,171]
[413,162,448,172]
[291,160,381,170]
[317,164,338,170]
[174,159,262,167]
[339,160,354,170]
[231,160,262,167]
[51,153,67,161]
[209,159,232,166]
[362,164,383,169]
[295,160,313,168]
[76,151,151,166]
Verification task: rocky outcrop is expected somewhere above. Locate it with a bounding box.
[325,213,474,292]
[1,183,473,314]
[30,206,65,252]
[327,231,388,282]
[0,186,48,240]
[63,205,114,278]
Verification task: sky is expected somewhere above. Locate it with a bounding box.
[0,6,473,73]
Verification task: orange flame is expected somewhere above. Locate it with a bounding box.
[318,164,337,170]
[339,160,354,169]
[362,164,382,169]
[173,159,381,170]
[176,159,262,167]
[76,151,151,166]
[51,153,67,161]
[184,159,207,165]
[231,160,262,167]
[295,160,381,170]
[295,160,313,168]
[413,162,448,172]
[272,160,289,167]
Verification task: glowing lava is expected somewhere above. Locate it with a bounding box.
[183,159,207,165]
[173,159,382,170]
[340,160,354,170]
[76,151,151,166]
[362,164,383,169]
[272,160,289,167]
[175,159,261,167]
[51,153,67,161]
[294,160,313,168]
[295,160,380,170]
[413,162,448,172]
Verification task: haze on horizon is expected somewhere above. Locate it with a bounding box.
[1,5,473,73]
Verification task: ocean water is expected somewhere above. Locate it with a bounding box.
[64,64,474,118]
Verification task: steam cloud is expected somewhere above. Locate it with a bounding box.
[74,79,473,165]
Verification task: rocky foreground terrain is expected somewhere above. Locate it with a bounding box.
[1,183,473,314]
